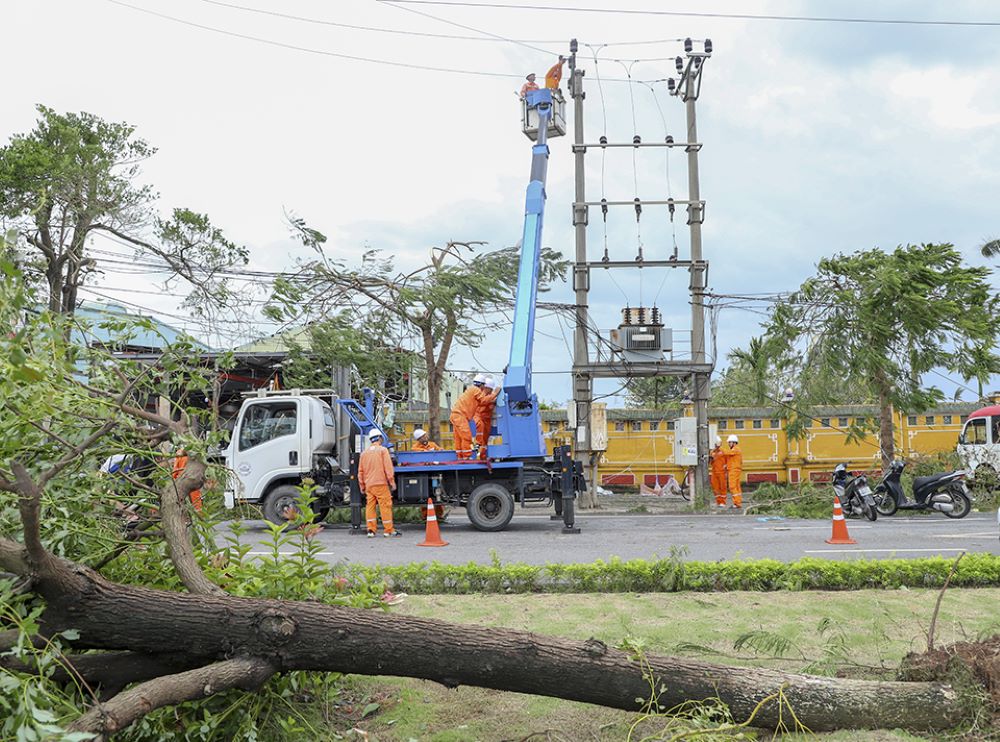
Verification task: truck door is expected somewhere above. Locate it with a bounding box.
[230,399,304,502]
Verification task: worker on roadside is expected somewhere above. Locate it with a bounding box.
[450,374,486,459]
[171,447,203,513]
[473,376,501,459]
[709,436,728,508]
[723,434,743,509]
[544,56,566,90]
[520,73,539,99]
[412,428,441,452]
[359,429,399,538]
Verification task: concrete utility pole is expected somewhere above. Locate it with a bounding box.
[568,40,598,507]
[568,37,713,506]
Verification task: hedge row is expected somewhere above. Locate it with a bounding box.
[347,552,1000,594]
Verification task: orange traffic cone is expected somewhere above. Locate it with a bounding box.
[825,495,857,545]
[418,497,448,547]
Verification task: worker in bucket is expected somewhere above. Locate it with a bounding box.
[474,376,501,459]
[709,436,728,508]
[359,428,400,538]
[412,428,441,452]
[723,434,743,509]
[544,56,566,90]
[450,374,487,459]
[519,73,539,99]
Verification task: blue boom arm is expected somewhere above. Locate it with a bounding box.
[493,89,553,459]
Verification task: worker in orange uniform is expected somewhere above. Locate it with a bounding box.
[171,447,203,513]
[473,376,501,459]
[358,428,400,538]
[544,56,566,90]
[520,73,539,99]
[412,428,441,452]
[724,434,743,509]
[709,436,728,508]
[450,374,486,459]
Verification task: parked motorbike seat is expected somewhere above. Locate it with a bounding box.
[913,473,954,494]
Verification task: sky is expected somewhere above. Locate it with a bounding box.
[3,0,999,407]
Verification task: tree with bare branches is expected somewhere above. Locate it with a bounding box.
[267,223,569,440]
[0,105,247,320]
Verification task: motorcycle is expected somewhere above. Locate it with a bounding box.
[832,463,878,521]
[873,460,972,519]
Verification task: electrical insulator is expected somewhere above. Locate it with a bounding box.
[667,78,676,93]
[665,135,674,144]
[675,56,683,73]
[667,197,675,217]
[570,38,578,53]
[634,197,642,221]
[601,198,608,219]
[684,37,693,53]
[705,38,713,53]
[599,135,608,145]
[632,135,641,146]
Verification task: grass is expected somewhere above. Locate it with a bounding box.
[336,589,1000,741]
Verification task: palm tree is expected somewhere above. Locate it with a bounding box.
[981,238,1000,259]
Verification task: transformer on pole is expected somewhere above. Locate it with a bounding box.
[568,37,714,506]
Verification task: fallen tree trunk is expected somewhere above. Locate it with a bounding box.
[31,560,966,734]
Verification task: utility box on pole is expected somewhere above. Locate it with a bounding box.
[673,417,717,466]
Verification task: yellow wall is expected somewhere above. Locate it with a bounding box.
[391,407,968,487]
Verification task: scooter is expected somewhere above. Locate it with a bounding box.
[832,463,878,521]
[872,460,972,519]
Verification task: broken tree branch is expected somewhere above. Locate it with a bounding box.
[927,551,965,652]
[68,656,276,739]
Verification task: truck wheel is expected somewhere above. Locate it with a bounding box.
[467,483,515,532]
[263,484,326,525]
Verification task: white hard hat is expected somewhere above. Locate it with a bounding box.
[472,373,487,385]
[413,428,427,441]
[727,434,739,443]
[484,376,496,389]
[368,428,383,441]
[714,436,722,446]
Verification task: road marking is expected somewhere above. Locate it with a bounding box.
[929,532,998,539]
[804,548,968,554]
[753,526,873,531]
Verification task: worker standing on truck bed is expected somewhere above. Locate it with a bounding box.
[544,56,566,90]
[450,374,486,459]
[359,429,400,538]
[412,428,441,452]
[474,376,501,459]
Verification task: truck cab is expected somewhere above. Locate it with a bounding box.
[225,394,345,519]
[957,404,1000,485]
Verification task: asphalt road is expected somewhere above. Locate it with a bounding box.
[227,510,1000,566]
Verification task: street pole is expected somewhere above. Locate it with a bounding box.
[569,40,596,508]
[684,77,711,507]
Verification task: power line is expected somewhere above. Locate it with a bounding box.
[105,0,521,78]
[377,0,558,56]
[200,0,565,44]
[387,1,1000,27]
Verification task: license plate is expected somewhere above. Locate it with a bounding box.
[858,485,872,495]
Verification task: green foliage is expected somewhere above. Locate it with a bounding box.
[764,244,1000,457]
[281,313,411,395]
[0,579,94,742]
[0,105,245,316]
[352,552,1000,595]
[745,483,832,519]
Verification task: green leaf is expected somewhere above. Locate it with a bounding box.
[361,702,380,718]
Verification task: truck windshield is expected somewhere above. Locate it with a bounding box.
[238,402,297,451]
[960,417,987,445]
